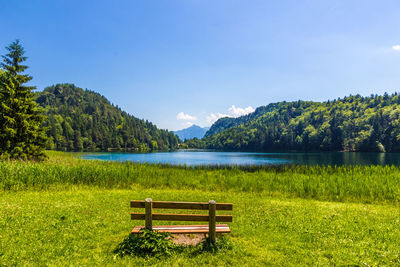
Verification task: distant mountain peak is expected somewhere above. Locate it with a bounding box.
[174,124,210,141]
[183,124,203,130]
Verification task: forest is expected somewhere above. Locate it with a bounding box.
[35,84,179,152]
[191,93,400,152]
[36,83,400,153]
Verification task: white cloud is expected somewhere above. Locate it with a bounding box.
[176,112,197,121]
[184,122,194,127]
[392,45,400,51]
[228,105,255,117]
[206,105,255,125]
[206,113,230,124]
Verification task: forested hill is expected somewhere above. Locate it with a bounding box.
[35,84,179,151]
[204,104,280,137]
[204,93,400,152]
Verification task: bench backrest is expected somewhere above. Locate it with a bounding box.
[130,198,233,242]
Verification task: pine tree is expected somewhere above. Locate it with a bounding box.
[0,40,48,160]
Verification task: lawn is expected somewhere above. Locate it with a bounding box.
[1,152,400,266]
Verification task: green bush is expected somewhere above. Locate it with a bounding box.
[114,229,177,258]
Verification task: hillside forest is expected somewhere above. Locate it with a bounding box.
[189,93,400,152]
[36,84,179,152]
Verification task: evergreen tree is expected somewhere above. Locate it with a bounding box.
[0,40,47,160]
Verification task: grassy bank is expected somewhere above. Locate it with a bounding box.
[1,151,400,265]
[1,151,400,204]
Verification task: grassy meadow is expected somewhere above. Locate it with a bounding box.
[1,151,400,265]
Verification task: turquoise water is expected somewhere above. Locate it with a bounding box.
[81,150,400,166]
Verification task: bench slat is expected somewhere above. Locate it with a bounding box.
[131,213,232,222]
[131,224,231,234]
[131,200,232,210]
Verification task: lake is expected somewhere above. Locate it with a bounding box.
[81,150,400,166]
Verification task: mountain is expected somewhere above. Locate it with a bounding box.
[204,93,400,152]
[174,125,209,140]
[35,83,179,152]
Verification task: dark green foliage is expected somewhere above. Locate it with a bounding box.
[204,94,400,152]
[114,230,177,258]
[182,137,206,149]
[0,69,5,83]
[204,117,237,137]
[35,83,179,152]
[0,40,47,160]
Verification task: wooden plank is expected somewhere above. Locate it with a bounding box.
[133,224,228,229]
[134,226,230,231]
[144,224,229,228]
[131,200,233,210]
[150,214,210,222]
[209,200,216,243]
[130,213,232,222]
[153,213,232,222]
[153,226,229,231]
[132,228,231,234]
[131,224,231,234]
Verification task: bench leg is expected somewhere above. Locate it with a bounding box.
[209,200,216,243]
[145,198,152,230]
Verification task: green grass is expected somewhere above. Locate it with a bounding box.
[1,151,400,265]
[1,151,400,204]
[1,188,400,266]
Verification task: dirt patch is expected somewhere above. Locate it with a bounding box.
[171,233,207,246]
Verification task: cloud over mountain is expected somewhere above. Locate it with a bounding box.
[206,105,255,124]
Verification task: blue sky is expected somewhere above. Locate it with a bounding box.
[1,0,400,131]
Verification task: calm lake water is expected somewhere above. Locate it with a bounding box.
[81,150,400,166]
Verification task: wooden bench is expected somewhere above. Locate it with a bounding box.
[130,198,233,243]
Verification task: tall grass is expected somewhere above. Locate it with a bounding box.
[1,151,400,203]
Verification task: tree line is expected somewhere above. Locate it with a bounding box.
[191,94,400,152]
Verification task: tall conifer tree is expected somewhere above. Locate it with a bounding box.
[0,40,47,160]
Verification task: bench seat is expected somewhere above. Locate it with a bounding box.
[132,224,231,234]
